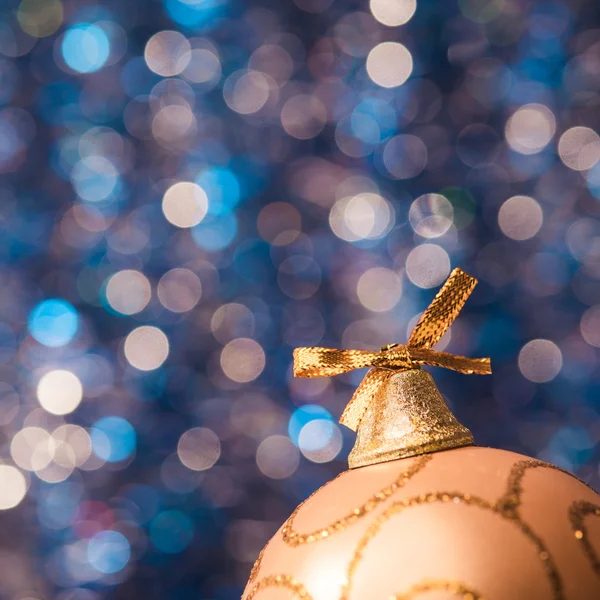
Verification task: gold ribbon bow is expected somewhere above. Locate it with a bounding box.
[293,268,491,431]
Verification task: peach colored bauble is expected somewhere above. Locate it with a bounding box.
[243,445,600,600]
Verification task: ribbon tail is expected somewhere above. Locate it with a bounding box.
[293,347,379,378]
[409,348,491,375]
[408,268,478,349]
[339,368,395,432]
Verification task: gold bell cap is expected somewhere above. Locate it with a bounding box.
[347,368,474,468]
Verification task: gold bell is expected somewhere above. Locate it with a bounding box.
[347,368,474,469]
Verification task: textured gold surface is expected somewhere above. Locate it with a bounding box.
[245,574,312,599]
[348,369,474,468]
[293,268,491,441]
[393,580,482,599]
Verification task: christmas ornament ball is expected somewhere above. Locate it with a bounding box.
[243,270,600,599]
[243,443,600,600]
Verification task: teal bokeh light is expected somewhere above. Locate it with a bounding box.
[150,510,194,554]
[62,23,110,73]
[28,299,78,348]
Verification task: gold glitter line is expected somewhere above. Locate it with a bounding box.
[497,459,596,514]
[341,491,563,600]
[247,545,265,585]
[393,580,483,600]
[569,500,600,576]
[282,454,432,546]
[244,574,313,599]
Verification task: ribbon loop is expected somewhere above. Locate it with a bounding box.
[293,268,492,431]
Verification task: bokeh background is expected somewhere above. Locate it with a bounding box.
[0,0,600,597]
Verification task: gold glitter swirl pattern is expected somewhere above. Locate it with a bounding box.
[394,580,483,600]
[247,455,600,599]
[341,489,563,600]
[282,454,432,546]
[245,574,313,599]
[497,459,595,514]
[247,546,266,584]
[569,500,600,575]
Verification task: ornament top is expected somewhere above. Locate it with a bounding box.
[293,268,492,468]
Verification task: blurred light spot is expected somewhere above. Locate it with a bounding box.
[11,426,54,471]
[249,44,294,87]
[144,30,191,76]
[72,156,119,202]
[158,268,202,313]
[37,370,83,416]
[150,510,194,553]
[405,244,451,288]
[91,416,136,463]
[580,305,600,348]
[152,105,197,146]
[256,435,300,479]
[288,404,333,444]
[370,0,416,26]
[211,303,255,344]
[192,213,238,251]
[0,465,27,510]
[28,299,78,348]
[298,420,343,463]
[498,195,543,241]
[196,166,240,216]
[87,530,130,574]
[62,24,110,74]
[52,424,92,468]
[505,104,556,155]
[220,338,265,383]
[105,270,151,315]
[335,113,380,158]
[329,192,393,242]
[162,182,208,228]
[165,0,227,29]
[409,193,454,238]
[257,202,301,246]
[281,94,327,140]
[558,126,600,171]
[17,0,63,38]
[382,134,427,179]
[124,326,170,371]
[182,48,221,85]
[366,42,412,88]
[357,267,402,312]
[518,339,562,383]
[223,70,272,115]
[177,427,220,471]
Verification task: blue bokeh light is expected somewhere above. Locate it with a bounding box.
[196,166,241,216]
[91,416,136,463]
[150,510,194,554]
[28,299,79,348]
[88,530,131,574]
[71,156,120,203]
[191,212,238,251]
[62,23,111,74]
[164,0,229,30]
[288,404,334,446]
